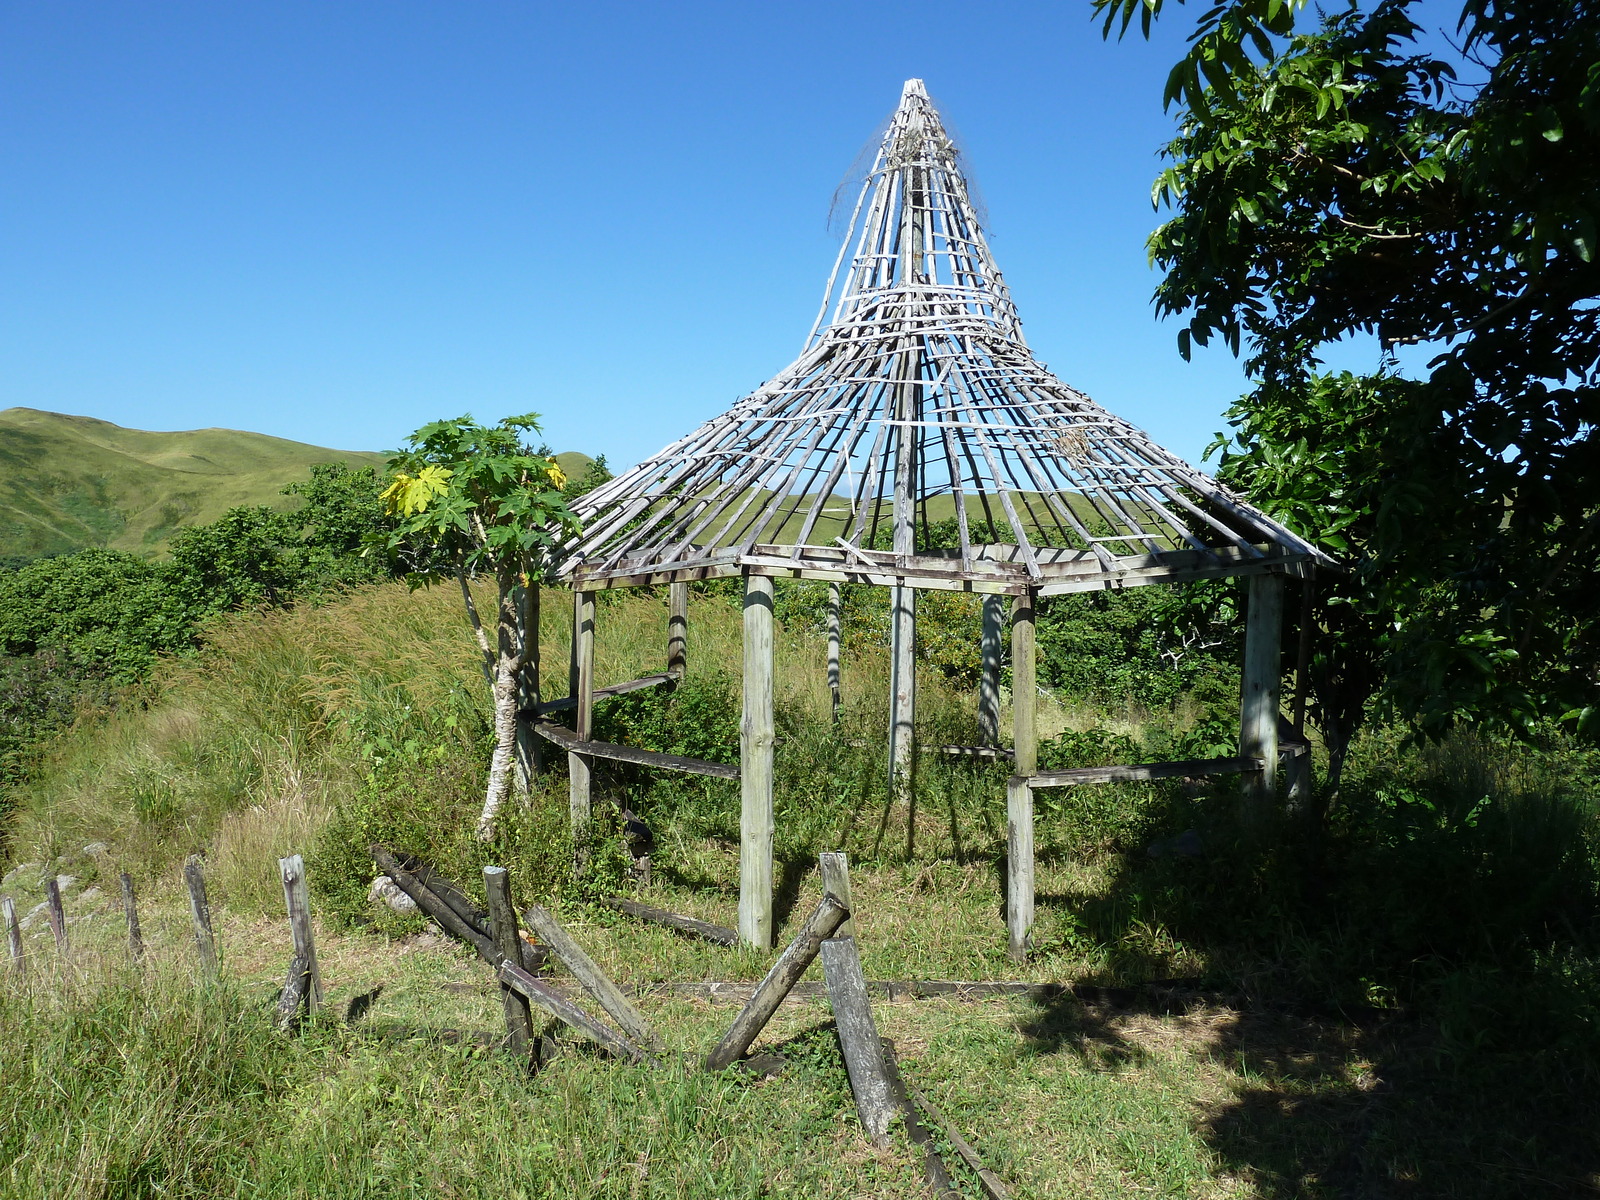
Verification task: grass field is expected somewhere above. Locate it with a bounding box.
[2,580,1597,1197]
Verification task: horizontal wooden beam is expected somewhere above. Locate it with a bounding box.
[1021,755,1262,789]
[532,721,739,780]
[531,672,675,716]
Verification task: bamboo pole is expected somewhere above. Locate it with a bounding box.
[1240,572,1284,813]
[827,581,842,719]
[570,589,596,868]
[978,594,1004,746]
[667,580,688,678]
[740,573,775,949]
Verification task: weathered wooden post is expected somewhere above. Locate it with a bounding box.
[570,589,597,867]
[1240,572,1284,812]
[1007,589,1038,962]
[184,855,218,979]
[119,872,144,963]
[667,580,688,679]
[45,876,69,957]
[741,573,775,949]
[279,854,322,1012]
[484,867,536,1059]
[978,594,1004,746]
[819,850,856,941]
[821,935,898,1147]
[826,581,842,719]
[514,580,540,792]
[3,896,23,974]
[525,903,662,1052]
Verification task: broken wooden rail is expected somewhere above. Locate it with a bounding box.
[531,671,676,716]
[532,720,739,780]
[600,897,739,947]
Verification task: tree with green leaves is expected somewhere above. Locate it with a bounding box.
[1098,0,1600,755]
[375,414,579,839]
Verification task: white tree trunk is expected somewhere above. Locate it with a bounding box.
[477,571,524,840]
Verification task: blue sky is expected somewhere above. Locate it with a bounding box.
[0,0,1395,471]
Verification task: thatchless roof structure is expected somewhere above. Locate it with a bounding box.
[560,79,1327,595]
[537,80,1325,957]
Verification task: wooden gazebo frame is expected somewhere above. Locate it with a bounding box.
[526,80,1329,958]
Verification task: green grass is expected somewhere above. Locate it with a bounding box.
[3,579,1599,1197]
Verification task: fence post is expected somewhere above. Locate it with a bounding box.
[819,851,856,941]
[3,896,23,975]
[483,866,535,1060]
[184,856,218,980]
[279,855,322,1013]
[45,876,69,957]
[119,872,144,963]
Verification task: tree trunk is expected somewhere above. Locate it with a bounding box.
[477,569,525,840]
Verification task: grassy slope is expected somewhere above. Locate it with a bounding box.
[2,583,1596,1198]
[0,408,390,558]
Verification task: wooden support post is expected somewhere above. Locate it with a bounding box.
[888,584,916,794]
[484,867,536,1059]
[570,589,596,868]
[119,872,144,963]
[818,850,856,941]
[279,854,322,1012]
[524,903,663,1052]
[184,856,217,980]
[826,581,842,719]
[514,580,540,792]
[45,876,68,956]
[978,594,1003,746]
[1006,777,1034,963]
[740,573,775,949]
[704,893,849,1070]
[3,896,23,974]
[820,936,898,1147]
[1010,591,1037,778]
[667,580,688,679]
[1240,572,1284,811]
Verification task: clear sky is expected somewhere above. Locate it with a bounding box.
[0,0,1394,471]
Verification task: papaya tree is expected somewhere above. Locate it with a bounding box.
[376,414,578,839]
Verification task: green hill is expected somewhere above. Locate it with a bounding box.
[0,408,391,559]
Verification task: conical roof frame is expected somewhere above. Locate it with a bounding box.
[561,79,1327,596]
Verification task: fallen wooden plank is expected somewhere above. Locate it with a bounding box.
[498,960,651,1064]
[901,1076,1012,1200]
[602,897,739,946]
[704,894,850,1070]
[531,672,675,716]
[881,1040,961,1200]
[533,721,739,780]
[634,979,1068,1004]
[1023,755,1263,789]
[372,845,499,966]
[821,937,898,1148]
[524,904,664,1052]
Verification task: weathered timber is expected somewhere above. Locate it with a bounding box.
[902,1075,1012,1200]
[819,850,855,941]
[388,851,489,933]
[601,897,738,947]
[119,872,144,963]
[523,904,662,1052]
[279,854,322,1010]
[514,580,539,793]
[741,574,775,949]
[533,720,739,779]
[1025,755,1264,789]
[276,954,311,1032]
[821,936,899,1147]
[533,672,676,716]
[3,896,22,973]
[888,583,916,803]
[372,845,499,966]
[184,856,218,979]
[45,876,68,955]
[570,588,596,866]
[668,581,688,678]
[882,1039,961,1200]
[1005,777,1033,963]
[704,893,850,1070]
[484,867,536,1059]
[497,960,650,1063]
[638,979,1065,1004]
[1241,571,1284,810]
[1011,591,1037,777]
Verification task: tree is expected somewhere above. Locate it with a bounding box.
[1097,0,1600,745]
[375,414,579,839]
